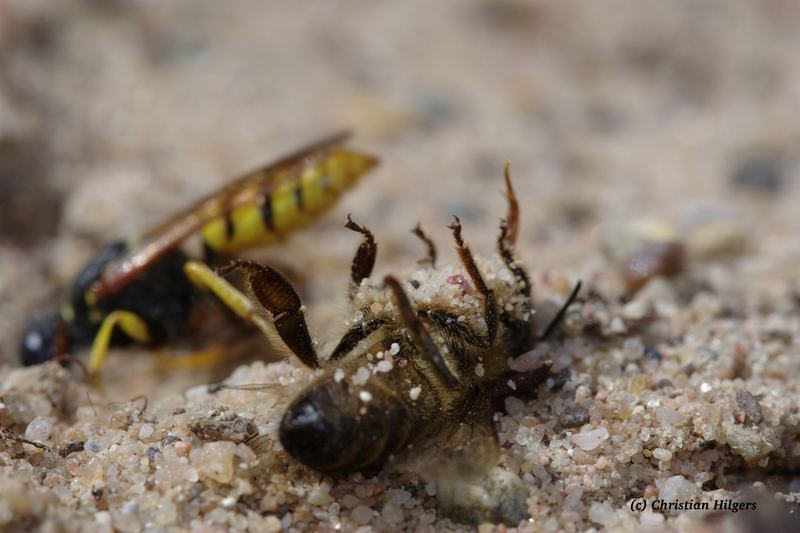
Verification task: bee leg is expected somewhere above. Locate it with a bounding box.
[501,162,519,246]
[496,164,530,298]
[345,214,377,297]
[497,219,531,299]
[383,276,458,386]
[183,261,298,364]
[411,222,437,267]
[448,216,498,347]
[88,310,152,379]
[216,259,320,369]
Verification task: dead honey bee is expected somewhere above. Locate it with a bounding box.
[210,165,580,523]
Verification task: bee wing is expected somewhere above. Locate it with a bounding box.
[405,390,500,482]
[90,131,373,301]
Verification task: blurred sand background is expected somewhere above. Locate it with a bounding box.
[1,1,800,531]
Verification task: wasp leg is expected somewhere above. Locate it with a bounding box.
[154,345,228,372]
[345,214,377,298]
[216,260,320,369]
[447,217,498,348]
[383,276,458,387]
[88,310,151,378]
[411,223,437,267]
[183,261,284,355]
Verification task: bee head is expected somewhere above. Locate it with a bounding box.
[19,309,69,366]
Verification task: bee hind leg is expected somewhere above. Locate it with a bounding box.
[184,260,319,369]
[345,214,377,298]
[215,260,320,369]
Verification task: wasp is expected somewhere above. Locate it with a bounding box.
[212,165,580,522]
[19,132,378,379]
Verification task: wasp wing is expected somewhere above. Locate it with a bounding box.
[90,132,377,301]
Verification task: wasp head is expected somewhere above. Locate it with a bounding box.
[19,309,69,366]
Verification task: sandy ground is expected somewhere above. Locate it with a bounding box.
[1,1,800,532]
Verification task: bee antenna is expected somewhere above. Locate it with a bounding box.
[538,280,582,341]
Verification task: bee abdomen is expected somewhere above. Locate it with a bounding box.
[279,378,413,475]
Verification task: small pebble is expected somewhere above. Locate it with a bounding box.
[559,405,590,428]
[571,427,609,451]
[622,241,685,294]
[732,156,783,193]
[351,505,374,525]
[220,496,237,508]
[24,417,54,443]
[652,448,672,462]
[138,424,154,440]
[735,389,764,426]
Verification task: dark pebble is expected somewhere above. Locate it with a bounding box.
[656,378,673,389]
[732,156,784,193]
[559,405,590,428]
[644,346,663,361]
[735,389,764,426]
[623,241,685,294]
[188,413,257,443]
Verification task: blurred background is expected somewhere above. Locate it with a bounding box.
[0,0,799,387]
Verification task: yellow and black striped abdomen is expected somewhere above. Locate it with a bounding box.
[201,149,376,254]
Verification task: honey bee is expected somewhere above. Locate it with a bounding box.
[19,132,378,379]
[212,165,580,522]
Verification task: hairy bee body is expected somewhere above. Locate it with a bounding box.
[220,165,576,488]
[279,257,532,474]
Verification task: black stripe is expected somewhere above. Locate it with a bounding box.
[294,184,304,212]
[223,210,235,240]
[260,193,274,230]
